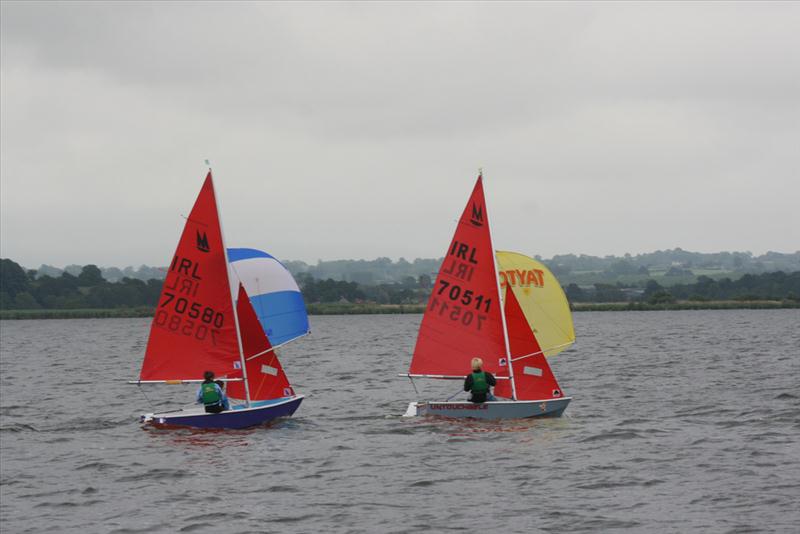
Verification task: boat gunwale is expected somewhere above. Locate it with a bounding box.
[144,394,305,420]
[411,396,572,406]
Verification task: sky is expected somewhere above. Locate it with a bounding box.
[1,1,798,269]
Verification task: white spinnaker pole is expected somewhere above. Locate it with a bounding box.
[210,168,251,407]
[482,170,517,400]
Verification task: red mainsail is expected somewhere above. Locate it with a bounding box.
[227,284,293,401]
[409,175,509,378]
[139,173,241,381]
[494,287,563,401]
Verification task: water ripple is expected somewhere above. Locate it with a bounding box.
[0,311,799,533]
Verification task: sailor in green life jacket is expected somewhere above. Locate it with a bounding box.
[196,371,230,413]
[464,357,497,403]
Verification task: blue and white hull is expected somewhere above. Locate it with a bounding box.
[403,397,571,420]
[141,395,304,429]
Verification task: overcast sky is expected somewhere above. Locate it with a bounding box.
[1,1,798,269]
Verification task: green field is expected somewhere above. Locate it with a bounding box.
[2,299,797,320]
[572,300,799,311]
[0,307,154,320]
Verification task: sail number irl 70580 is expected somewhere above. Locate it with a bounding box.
[155,291,225,345]
[428,279,492,330]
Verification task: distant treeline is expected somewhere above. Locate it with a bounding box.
[34,263,165,283]
[547,249,800,274]
[296,273,429,305]
[0,258,430,310]
[1,260,161,310]
[23,249,800,286]
[566,272,800,304]
[2,258,798,313]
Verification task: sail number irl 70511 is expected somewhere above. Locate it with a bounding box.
[155,291,225,345]
[428,279,492,330]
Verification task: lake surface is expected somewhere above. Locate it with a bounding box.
[1,310,798,533]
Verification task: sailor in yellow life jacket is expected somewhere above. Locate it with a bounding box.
[464,357,497,403]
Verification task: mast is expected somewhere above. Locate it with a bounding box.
[209,168,252,407]
[482,169,517,400]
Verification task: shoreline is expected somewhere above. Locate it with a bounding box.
[0,300,797,320]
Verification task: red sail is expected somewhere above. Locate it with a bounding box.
[409,175,509,378]
[227,284,294,401]
[494,288,564,401]
[139,173,241,381]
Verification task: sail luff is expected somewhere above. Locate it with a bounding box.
[209,170,252,406]
[482,172,516,400]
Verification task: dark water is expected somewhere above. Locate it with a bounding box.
[1,310,798,533]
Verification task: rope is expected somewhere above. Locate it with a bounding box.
[446,388,464,401]
[137,384,158,411]
[408,376,419,396]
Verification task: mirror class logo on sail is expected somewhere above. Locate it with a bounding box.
[196,231,210,253]
[470,202,483,227]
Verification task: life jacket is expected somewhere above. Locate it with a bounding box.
[471,371,488,395]
[201,382,221,406]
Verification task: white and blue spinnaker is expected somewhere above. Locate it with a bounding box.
[228,248,309,346]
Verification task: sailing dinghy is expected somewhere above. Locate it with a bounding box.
[134,172,303,429]
[401,174,575,419]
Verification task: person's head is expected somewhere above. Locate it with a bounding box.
[471,357,483,371]
[203,370,214,381]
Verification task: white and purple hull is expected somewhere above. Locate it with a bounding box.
[403,397,571,420]
[141,395,303,429]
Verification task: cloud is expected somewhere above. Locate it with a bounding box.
[2,1,798,268]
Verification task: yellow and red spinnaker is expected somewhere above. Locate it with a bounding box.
[496,251,575,358]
